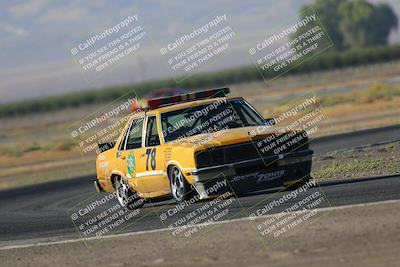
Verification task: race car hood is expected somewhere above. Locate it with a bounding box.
[168,125,302,152]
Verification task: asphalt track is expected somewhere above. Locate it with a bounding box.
[0,124,399,247]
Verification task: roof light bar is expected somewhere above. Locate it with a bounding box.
[147,87,230,109]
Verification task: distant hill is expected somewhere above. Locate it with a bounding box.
[0,0,398,104]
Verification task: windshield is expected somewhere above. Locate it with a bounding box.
[161,99,265,142]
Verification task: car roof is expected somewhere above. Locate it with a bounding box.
[128,96,244,120]
[148,96,243,115]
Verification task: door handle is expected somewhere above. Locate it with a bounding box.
[116,151,126,160]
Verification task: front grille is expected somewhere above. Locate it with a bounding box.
[195,130,309,168]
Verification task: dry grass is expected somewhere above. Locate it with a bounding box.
[1,61,400,190]
[312,142,400,180]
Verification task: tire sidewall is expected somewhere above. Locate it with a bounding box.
[114,176,145,209]
[169,166,192,203]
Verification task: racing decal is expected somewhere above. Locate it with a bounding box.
[230,170,285,183]
[145,148,156,170]
[127,152,136,176]
[256,170,285,183]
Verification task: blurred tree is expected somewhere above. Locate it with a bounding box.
[298,0,398,49]
[299,0,347,50]
[338,0,374,48]
[370,3,398,45]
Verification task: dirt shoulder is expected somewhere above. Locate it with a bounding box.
[313,141,400,180]
[1,200,399,267]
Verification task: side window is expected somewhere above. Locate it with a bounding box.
[118,119,132,151]
[126,117,144,150]
[145,116,160,147]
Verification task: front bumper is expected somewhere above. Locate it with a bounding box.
[192,149,313,181]
[191,149,313,198]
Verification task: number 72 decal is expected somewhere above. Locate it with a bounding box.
[145,148,156,170]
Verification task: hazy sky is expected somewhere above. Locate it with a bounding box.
[0,0,398,103]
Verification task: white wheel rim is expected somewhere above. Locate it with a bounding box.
[116,177,129,206]
[171,167,184,200]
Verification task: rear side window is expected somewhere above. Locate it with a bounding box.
[145,116,160,147]
[118,120,131,151]
[126,117,144,150]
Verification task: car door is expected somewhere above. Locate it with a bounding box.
[133,115,170,194]
[116,115,146,193]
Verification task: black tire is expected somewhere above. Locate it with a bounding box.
[169,166,193,203]
[114,176,145,210]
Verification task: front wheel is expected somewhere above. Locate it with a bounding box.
[114,176,145,210]
[169,166,193,203]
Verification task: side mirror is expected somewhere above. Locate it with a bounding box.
[264,117,276,126]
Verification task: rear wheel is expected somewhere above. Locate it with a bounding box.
[114,176,145,209]
[169,166,193,203]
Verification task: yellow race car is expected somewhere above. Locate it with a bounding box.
[95,88,313,209]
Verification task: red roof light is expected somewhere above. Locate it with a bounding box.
[147,87,230,109]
